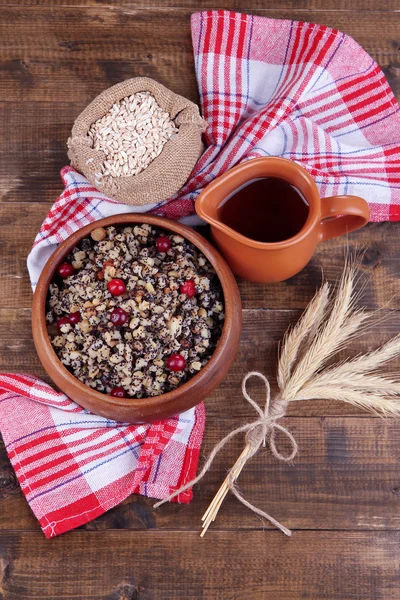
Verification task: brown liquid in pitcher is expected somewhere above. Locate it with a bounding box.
[218,177,309,243]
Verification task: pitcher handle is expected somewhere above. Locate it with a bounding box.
[318,195,370,242]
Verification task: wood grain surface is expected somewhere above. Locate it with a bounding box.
[0,1,399,598]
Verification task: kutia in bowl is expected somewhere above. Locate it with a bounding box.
[48,224,225,397]
[32,215,242,423]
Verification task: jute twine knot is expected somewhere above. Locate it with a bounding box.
[242,372,297,464]
[154,371,298,536]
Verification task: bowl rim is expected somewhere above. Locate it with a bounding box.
[32,214,241,418]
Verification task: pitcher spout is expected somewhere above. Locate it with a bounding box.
[195,189,236,239]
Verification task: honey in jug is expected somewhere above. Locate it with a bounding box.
[217,177,309,243]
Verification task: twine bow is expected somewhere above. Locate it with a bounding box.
[155,371,297,537]
[242,371,297,464]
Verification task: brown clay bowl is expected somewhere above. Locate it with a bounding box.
[32,215,242,423]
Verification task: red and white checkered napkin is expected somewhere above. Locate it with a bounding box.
[0,374,205,538]
[1,10,400,539]
[178,10,400,222]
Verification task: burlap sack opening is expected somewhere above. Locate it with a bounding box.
[67,77,208,207]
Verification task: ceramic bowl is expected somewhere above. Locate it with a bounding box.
[32,214,242,423]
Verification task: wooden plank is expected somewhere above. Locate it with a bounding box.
[3,0,400,10]
[1,416,400,533]
[0,7,399,105]
[0,530,399,599]
[0,103,77,156]
[1,307,399,415]
[0,204,399,310]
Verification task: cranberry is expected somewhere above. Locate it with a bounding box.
[68,311,81,325]
[156,236,170,252]
[110,387,126,398]
[110,307,128,326]
[180,280,196,298]
[107,278,126,296]
[167,353,186,372]
[56,316,70,332]
[57,262,75,279]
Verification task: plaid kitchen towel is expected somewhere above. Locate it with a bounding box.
[2,10,400,538]
[176,10,400,222]
[0,374,205,538]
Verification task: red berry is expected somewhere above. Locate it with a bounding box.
[156,236,170,252]
[180,280,196,298]
[110,387,126,398]
[107,278,126,296]
[56,316,70,332]
[167,353,186,372]
[110,307,128,326]
[68,311,81,325]
[57,262,75,279]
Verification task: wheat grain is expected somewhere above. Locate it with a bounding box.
[89,91,178,182]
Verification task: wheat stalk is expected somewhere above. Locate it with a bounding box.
[155,260,400,536]
[318,334,400,377]
[277,282,330,389]
[299,385,400,415]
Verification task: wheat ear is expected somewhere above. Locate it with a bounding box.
[277,282,330,389]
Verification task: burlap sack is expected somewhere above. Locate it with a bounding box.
[67,77,207,206]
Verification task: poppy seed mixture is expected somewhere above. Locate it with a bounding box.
[46,224,225,398]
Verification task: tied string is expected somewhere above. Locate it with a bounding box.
[154,371,298,536]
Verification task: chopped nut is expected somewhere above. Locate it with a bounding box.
[145,282,155,294]
[91,227,107,241]
[88,347,98,359]
[79,319,91,333]
[74,250,86,262]
[167,316,182,337]
[104,265,116,280]
[136,358,147,369]
[129,317,140,330]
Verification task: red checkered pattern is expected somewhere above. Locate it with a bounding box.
[3,10,400,538]
[164,10,399,222]
[0,374,205,538]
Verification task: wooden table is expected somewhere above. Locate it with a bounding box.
[1,1,399,598]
